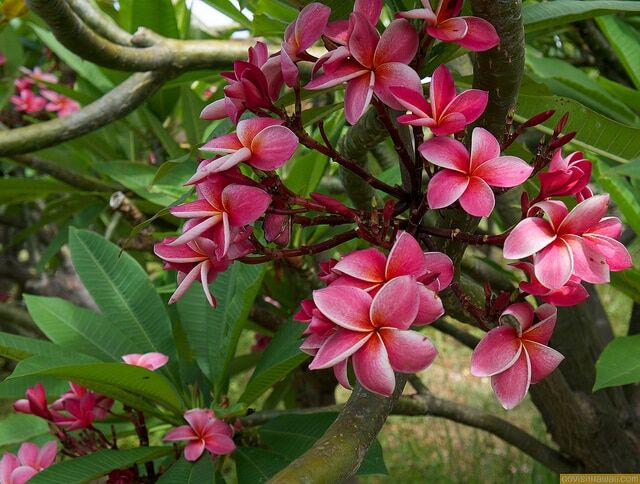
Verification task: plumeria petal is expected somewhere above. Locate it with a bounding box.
[374,19,418,66]
[184,441,206,461]
[469,127,500,171]
[344,72,375,124]
[250,125,298,170]
[458,176,495,217]
[563,235,609,284]
[334,248,387,282]
[313,286,373,331]
[164,425,198,441]
[413,285,444,325]
[533,238,574,289]
[419,137,469,172]
[422,252,454,291]
[306,61,370,89]
[426,170,469,209]
[352,334,396,396]
[386,231,428,279]
[558,194,609,236]
[524,341,564,383]
[204,435,236,456]
[309,329,372,369]
[472,156,533,188]
[333,359,352,390]
[389,86,431,118]
[222,185,271,226]
[370,276,420,329]
[456,17,500,51]
[429,65,457,118]
[583,234,632,271]
[470,326,521,377]
[503,217,556,259]
[443,89,488,124]
[500,302,534,333]
[373,62,422,110]
[348,12,379,68]
[380,328,437,373]
[491,350,531,409]
[528,200,569,231]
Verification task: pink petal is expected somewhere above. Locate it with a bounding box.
[543,283,589,307]
[427,17,468,43]
[528,200,569,231]
[459,176,495,217]
[456,17,500,52]
[236,117,283,147]
[249,125,298,170]
[380,328,437,372]
[313,286,373,331]
[500,302,534,333]
[10,466,38,484]
[1,454,19,484]
[374,19,418,66]
[344,73,375,124]
[396,7,435,21]
[443,89,488,123]
[200,99,227,120]
[37,441,58,469]
[469,127,500,172]
[280,47,299,88]
[306,60,369,89]
[370,276,420,329]
[17,443,38,468]
[563,235,609,284]
[472,156,533,188]
[583,234,632,271]
[324,19,350,44]
[206,419,233,438]
[170,199,219,218]
[397,113,437,127]
[586,217,622,239]
[309,329,372,369]
[334,248,386,283]
[333,359,352,390]
[470,326,521,377]
[426,170,469,209]
[168,216,222,246]
[429,65,457,119]
[222,185,271,226]
[184,440,206,461]
[502,217,556,260]
[348,12,379,68]
[423,252,454,291]
[419,137,469,172]
[386,231,428,279]
[201,133,243,153]
[430,112,466,136]
[136,352,170,371]
[558,194,609,236]
[204,434,236,456]
[413,285,444,325]
[372,62,422,109]
[184,409,213,435]
[295,3,331,52]
[389,86,431,118]
[355,0,383,25]
[523,341,563,383]
[164,425,198,441]
[533,238,574,289]
[352,334,395,397]
[154,240,202,264]
[522,305,557,344]
[491,350,531,410]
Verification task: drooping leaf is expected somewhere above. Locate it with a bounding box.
[594,335,640,390]
[523,1,640,32]
[234,447,289,484]
[201,0,252,30]
[0,331,89,362]
[0,413,50,450]
[593,159,640,236]
[0,179,80,205]
[610,269,640,304]
[157,456,216,484]
[596,15,640,90]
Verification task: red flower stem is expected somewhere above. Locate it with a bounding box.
[412,125,425,182]
[417,225,509,246]
[132,410,156,479]
[450,281,489,330]
[292,215,353,226]
[241,229,358,264]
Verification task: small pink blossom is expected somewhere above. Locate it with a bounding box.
[537,150,592,200]
[503,196,632,289]
[471,303,563,409]
[390,64,487,136]
[397,0,499,52]
[19,67,58,85]
[164,409,235,461]
[13,383,56,421]
[0,442,57,484]
[188,118,298,183]
[511,262,588,307]
[422,127,533,217]
[307,14,421,124]
[263,202,291,246]
[307,276,438,396]
[324,0,382,45]
[10,90,46,114]
[50,383,114,430]
[41,90,79,117]
[280,2,331,87]
[122,352,169,371]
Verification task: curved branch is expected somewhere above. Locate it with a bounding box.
[0,71,167,157]
[67,0,131,46]
[26,0,260,71]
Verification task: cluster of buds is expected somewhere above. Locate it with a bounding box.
[10,67,79,118]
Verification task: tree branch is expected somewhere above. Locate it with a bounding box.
[67,0,132,46]
[0,71,167,157]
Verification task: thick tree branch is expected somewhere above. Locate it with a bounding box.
[26,0,260,71]
[67,0,132,46]
[0,71,167,157]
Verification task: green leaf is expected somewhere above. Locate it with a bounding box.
[180,86,206,147]
[596,15,640,90]
[0,413,50,450]
[9,357,184,414]
[158,456,215,484]
[0,331,86,362]
[68,229,175,358]
[29,447,173,484]
[515,95,640,164]
[119,0,179,38]
[24,295,136,362]
[594,335,640,390]
[523,1,640,32]
[177,264,265,391]
[201,0,252,30]
[610,269,640,304]
[239,321,308,404]
[0,179,80,205]
[235,447,289,484]
[593,159,640,236]
[599,77,640,113]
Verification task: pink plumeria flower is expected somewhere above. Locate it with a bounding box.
[308,276,438,396]
[471,303,563,409]
[397,0,499,52]
[19,66,58,85]
[537,150,592,200]
[170,170,271,252]
[280,2,331,87]
[10,90,47,114]
[330,231,451,325]
[14,78,33,91]
[422,127,533,217]
[307,14,421,124]
[41,90,79,117]
[188,118,298,184]
[503,195,632,289]
[122,352,169,371]
[155,225,253,306]
[164,409,235,461]
[324,0,382,45]
[51,383,113,430]
[13,383,58,421]
[0,442,57,484]
[390,64,488,136]
[511,262,588,307]
[200,42,283,124]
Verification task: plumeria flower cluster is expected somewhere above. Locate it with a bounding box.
[10,66,79,118]
[154,1,632,410]
[0,442,57,484]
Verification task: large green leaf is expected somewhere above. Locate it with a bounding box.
[30,447,173,484]
[0,179,80,205]
[68,228,174,358]
[180,86,207,147]
[523,1,640,32]
[596,15,640,90]
[157,456,216,484]
[515,95,640,164]
[119,0,179,38]
[177,264,265,392]
[0,331,88,362]
[610,269,640,304]
[593,159,640,236]
[0,413,50,450]
[9,357,184,414]
[239,321,308,404]
[594,335,640,390]
[235,447,289,484]
[201,0,252,29]
[24,295,136,362]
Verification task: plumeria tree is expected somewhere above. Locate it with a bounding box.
[0,0,639,482]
